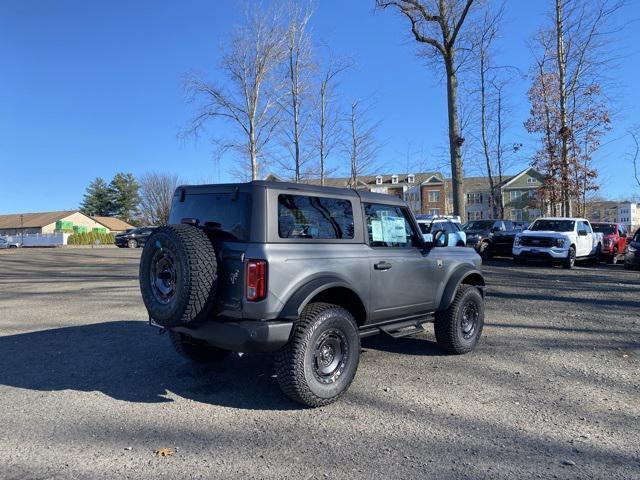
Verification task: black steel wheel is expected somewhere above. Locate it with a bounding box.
[275,302,360,407]
[435,284,484,354]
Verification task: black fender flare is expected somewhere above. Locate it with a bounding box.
[437,265,485,312]
[278,276,368,322]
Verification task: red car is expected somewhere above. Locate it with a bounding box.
[591,222,630,264]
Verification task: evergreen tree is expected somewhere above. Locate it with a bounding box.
[80,178,113,216]
[109,172,140,223]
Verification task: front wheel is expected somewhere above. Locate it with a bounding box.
[434,285,484,354]
[563,246,576,269]
[275,303,360,407]
[478,241,492,260]
[128,239,138,248]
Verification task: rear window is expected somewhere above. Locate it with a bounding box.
[278,194,354,239]
[169,192,252,241]
[593,224,616,235]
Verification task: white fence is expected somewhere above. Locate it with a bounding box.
[3,233,71,247]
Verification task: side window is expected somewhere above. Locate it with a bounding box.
[584,221,593,234]
[363,203,420,247]
[278,194,354,240]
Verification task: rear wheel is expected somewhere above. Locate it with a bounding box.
[128,239,138,249]
[275,303,360,407]
[434,285,484,354]
[169,331,231,363]
[563,246,576,269]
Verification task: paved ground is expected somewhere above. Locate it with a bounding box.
[1,248,639,479]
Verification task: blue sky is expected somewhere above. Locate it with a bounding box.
[1,0,639,214]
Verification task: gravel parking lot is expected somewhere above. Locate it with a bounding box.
[1,248,639,479]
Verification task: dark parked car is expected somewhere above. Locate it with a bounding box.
[138,181,486,407]
[115,227,156,248]
[462,219,520,259]
[624,229,640,270]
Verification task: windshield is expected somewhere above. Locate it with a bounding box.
[592,224,616,235]
[530,219,575,232]
[464,221,493,231]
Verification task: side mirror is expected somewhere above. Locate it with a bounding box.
[422,233,434,247]
[433,230,448,247]
[578,230,588,236]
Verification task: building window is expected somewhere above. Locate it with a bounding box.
[407,174,415,183]
[428,190,440,202]
[510,190,522,202]
[429,208,440,216]
[467,193,483,205]
[467,211,483,221]
[528,189,537,200]
[527,177,538,184]
[391,175,398,184]
[375,175,382,185]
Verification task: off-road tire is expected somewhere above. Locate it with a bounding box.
[434,285,484,354]
[563,246,576,269]
[275,302,360,408]
[128,239,138,249]
[169,331,231,363]
[478,241,492,260]
[139,224,217,328]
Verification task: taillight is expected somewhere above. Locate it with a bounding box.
[245,259,267,301]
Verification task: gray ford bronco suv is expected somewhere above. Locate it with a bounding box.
[139,181,485,407]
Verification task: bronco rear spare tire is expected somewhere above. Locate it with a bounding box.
[139,224,218,327]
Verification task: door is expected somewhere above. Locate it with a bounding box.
[363,203,438,322]
[577,221,592,256]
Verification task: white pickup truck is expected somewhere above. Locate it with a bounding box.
[512,217,603,269]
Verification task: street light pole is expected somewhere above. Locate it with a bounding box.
[20,214,24,244]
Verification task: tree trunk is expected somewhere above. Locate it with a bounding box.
[319,84,326,186]
[555,0,571,217]
[445,51,465,219]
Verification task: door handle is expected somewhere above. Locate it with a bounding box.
[374,261,392,270]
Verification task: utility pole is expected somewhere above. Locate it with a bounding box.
[20,214,24,244]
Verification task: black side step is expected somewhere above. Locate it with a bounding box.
[379,321,425,339]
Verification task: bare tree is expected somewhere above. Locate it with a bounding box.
[184,4,286,180]
[631,129,640,188]
[277,3,315,182]
[138,172,181,226]
[471,5,521,218]
[346,99,381,188]
[526,0,620,216]
[376,0,477,218]
[316,58,351,185]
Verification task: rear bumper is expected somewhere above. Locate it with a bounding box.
[165,319,294,353]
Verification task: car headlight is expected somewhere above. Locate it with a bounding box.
[555,238,566,248]
[514,235,521,246]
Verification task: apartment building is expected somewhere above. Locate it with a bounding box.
[587,200,640,232]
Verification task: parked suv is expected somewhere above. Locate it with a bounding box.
[462,219,520,259]
[513,217,603,269]
[0,237,21,249]
[115,227,156,248]
[592,222,629,264]
[138,181,486,407]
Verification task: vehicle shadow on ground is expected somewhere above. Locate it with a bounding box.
[361,331,445,356]
[0,321,302,411]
